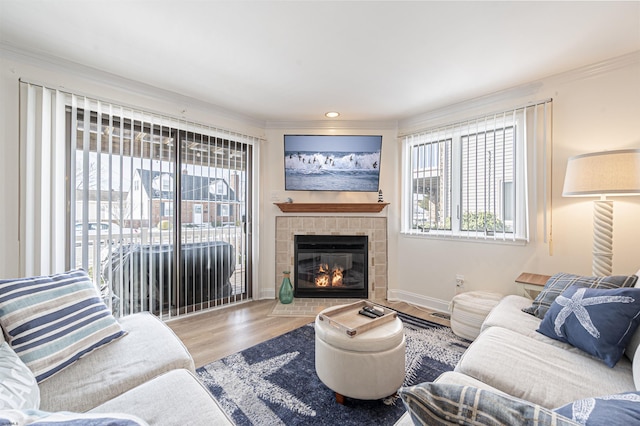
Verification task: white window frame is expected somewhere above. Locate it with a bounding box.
[162,201,174,217]
[402,110,529,243]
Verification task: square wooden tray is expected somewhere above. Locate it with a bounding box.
[317,300,398,337]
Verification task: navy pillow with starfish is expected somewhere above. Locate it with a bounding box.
[537,285,640,367]
[553,391,640,425]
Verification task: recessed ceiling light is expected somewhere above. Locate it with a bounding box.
[325,111,340,118]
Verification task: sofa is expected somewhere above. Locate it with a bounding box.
[395,272,640,425]
[0,269,233,425]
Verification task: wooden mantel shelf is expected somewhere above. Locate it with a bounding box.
[274,202,389,213]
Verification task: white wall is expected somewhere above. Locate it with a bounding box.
[392,53,640,310]
[1,50,639,314]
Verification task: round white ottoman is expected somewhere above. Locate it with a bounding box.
[450,291,503,341]
[314,307,405,403]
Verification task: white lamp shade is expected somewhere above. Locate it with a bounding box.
[563,149,640,197]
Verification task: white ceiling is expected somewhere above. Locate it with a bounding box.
[1,1,639,123]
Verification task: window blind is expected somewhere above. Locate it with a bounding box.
[19,81,260,319]
[402,100,553,242]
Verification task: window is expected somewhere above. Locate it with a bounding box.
[18,82,261,319]
[460,126,515,234]
[410,138,451,232]
[402,102,552,242]
[162,201,174,217]
[69,109,254,317]
[502,181,514,222]
[219,204,230,217]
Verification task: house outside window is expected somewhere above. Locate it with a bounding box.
[209,180,227,196]
[153,174,174,192]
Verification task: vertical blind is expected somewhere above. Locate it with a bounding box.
[403,100,553,242]
[19,81,260,319]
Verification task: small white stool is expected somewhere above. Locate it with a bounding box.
[450,291,502,341]
[314,307,405,403]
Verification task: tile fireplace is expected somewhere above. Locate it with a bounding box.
[275,216,387,300]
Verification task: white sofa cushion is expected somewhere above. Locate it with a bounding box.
[435,371,507,394]
[482,295,542,335]
[482,295,592,353]
[38,312,194,413]
[90,369,233,426]
[455,326,636,408]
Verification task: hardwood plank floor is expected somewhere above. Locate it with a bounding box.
[168,299,449,368]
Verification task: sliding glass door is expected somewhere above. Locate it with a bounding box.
[69,104,253,319]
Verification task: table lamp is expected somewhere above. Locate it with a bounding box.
[562,149,640,276]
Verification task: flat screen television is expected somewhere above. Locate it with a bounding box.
[284,134,382,192]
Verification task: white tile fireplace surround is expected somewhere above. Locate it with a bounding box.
[275,216,388,300]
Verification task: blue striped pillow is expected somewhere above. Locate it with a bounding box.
[0,269,126,383]
[399,383,580,426]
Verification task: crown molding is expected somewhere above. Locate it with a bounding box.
[0,43,267,131]
[399,50,640,134]
[4,42,637,134]
[552,50,640,83]
[264,119,398,131]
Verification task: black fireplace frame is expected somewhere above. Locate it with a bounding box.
[293,234,368,298]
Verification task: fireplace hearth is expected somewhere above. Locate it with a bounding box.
[294,235,368,298]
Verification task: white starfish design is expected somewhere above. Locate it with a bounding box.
[403,325,468,376]
[383,324,467,404]
[199,350,316,424]
[553,288,635,338]
[569,393,640,425]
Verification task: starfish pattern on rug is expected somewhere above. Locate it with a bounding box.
[552,288,636,338]
[383,324,467,404]
[568,393,640,425]
[199,350,316,425]
[197,316,467,425]
[404,325,467,380]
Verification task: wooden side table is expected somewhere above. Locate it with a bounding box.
[515,272,551,299]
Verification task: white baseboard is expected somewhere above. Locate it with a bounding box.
[259,289,276,300]
[386,289,451,313]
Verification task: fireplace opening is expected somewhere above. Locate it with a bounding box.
[294,235,368,298]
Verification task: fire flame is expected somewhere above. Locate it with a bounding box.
[315,263,344,287]
[333,267,344,286]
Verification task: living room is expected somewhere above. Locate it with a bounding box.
[0,1,639,424]
[1,1,638,311]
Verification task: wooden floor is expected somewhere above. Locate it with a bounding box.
[168,299,449,368]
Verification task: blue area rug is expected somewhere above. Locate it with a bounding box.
[196,312,470,425]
